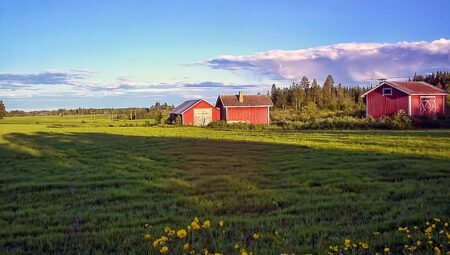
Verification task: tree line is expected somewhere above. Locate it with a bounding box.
[3,102,173,120]
[270,75,367,113]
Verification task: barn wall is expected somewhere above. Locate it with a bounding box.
[367,84,409,118]
[182,100,220,125]
[410,95,445,116]
[226,107,269,124]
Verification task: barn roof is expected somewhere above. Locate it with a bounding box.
[171,99,216,115]
[361,81,448,97]
[171,99,201,114]
[218,94,273,107]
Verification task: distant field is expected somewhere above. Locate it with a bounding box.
[1,115,449,254]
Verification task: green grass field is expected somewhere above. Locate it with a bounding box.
[1,115,449,254]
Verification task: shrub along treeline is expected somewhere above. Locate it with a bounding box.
[6,102,173,121]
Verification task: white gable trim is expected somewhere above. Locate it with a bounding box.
[361,82,411,97]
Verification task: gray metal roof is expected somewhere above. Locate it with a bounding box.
[171,99,201,114]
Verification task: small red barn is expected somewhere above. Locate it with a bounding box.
[361,81,447,118]
[215,91,273,124]
[170,99,220,126]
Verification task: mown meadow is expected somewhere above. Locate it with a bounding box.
[0,115,449,254]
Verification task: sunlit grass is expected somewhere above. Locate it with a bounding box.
[0,115,449,254]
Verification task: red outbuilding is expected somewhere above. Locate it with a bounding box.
[170,99,220,126]
[215,91,273,124]
[361,81,448,118]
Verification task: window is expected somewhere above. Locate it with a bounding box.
[382,88,392,96]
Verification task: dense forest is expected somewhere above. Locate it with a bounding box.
[270,75,367,113]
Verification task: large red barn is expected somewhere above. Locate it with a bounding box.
[170,99,220,126]
[215,91,273,124]
[361,81,447,118]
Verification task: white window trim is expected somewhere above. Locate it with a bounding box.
[382,88,392,96]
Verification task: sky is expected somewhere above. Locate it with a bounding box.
[1,0,450,110]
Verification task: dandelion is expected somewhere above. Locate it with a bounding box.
[191,221,200,230]
[183,243,190,252]
[202,220,211,228]
[144,233,151,239]
[434,246,441,255]
[344,239,351,247]
[159,246,168,254]
[384,247,390,253]
[164,227,172,234]
[240,249,248,255]
[177,229,187,239]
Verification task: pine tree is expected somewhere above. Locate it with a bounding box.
[322,75,335,109]
[0,100,6,119]
[309,79,322,106]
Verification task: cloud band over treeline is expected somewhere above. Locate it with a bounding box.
[204,38,450,84]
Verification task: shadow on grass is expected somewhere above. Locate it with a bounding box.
[0,132,449,254]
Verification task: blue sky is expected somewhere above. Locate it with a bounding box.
[1,0,450,110]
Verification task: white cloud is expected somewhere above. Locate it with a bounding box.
[204,38,450,84]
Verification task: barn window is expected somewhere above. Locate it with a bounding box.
[382,88,392,96]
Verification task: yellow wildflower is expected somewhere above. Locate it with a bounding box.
[202,220,211,228]
[164,226,172,233]
[425,226,433,233]
[384,247,390,253]
[177,229,187,238]
[434,247,441,254]
[183,243,190,252]
[344,239,351,247]
[144,233,151,239]
[253,233,260,240]
[168,230,175,236]
[361,243,369,249]
[160,246,168,254]
[373,231,380,235]
[234,244,239,249]
[240,249,248,255]
[153,239,159,248]
[191,221,200,230]
[219,220,224,227]
[416,240,422,246]
[144,223,152,228]
[444,222,448,227]
[433,218,441,222]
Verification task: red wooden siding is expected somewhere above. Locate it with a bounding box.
[182,100,220,125]
[367,84,409,118]
[410,95,445,116]
[226,107,269,124]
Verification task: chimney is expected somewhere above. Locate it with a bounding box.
[238,91,244,103]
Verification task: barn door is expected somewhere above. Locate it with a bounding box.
[420,97,436,116]
[193,108,212,126]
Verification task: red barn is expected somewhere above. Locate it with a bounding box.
[170,99,220,126]
[215,91,273,124]
[361,81,448,118]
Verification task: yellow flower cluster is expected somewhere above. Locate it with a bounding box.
[147,217,226,254]
[144,217,449,254]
